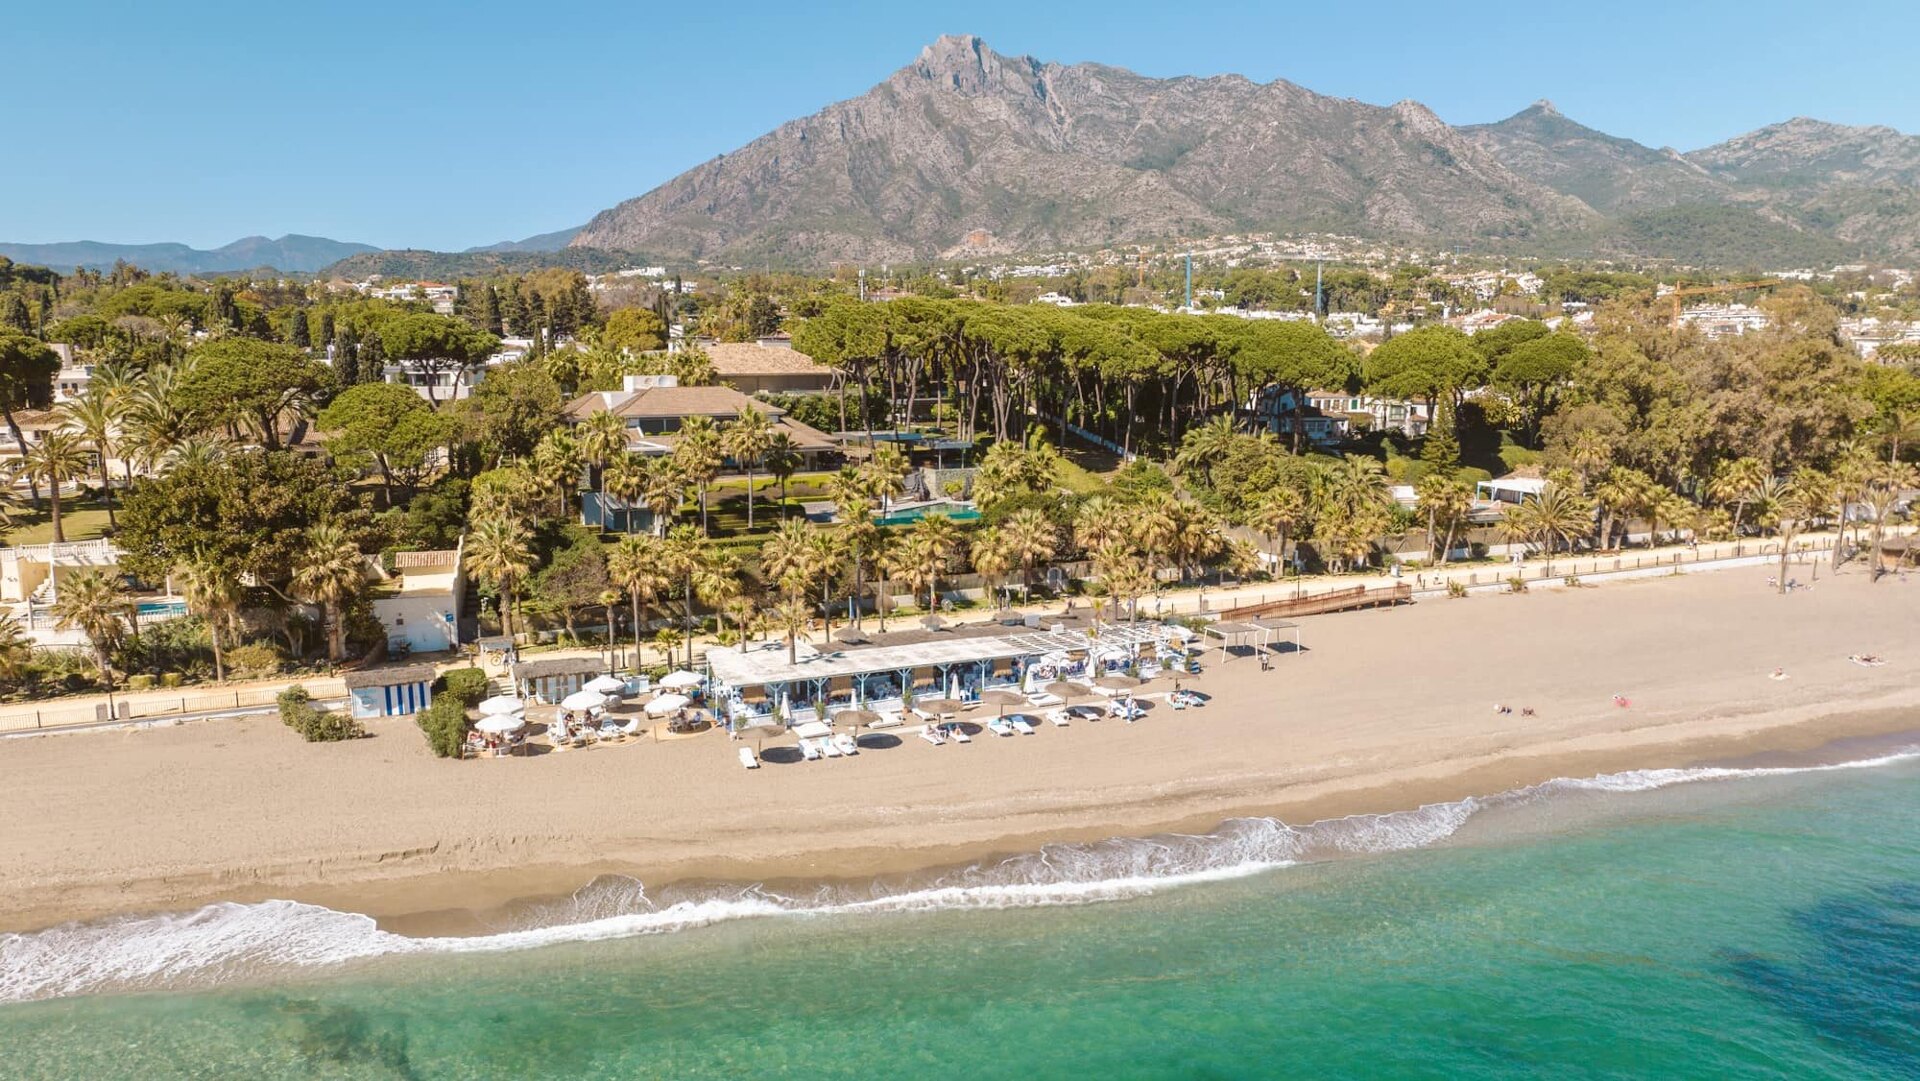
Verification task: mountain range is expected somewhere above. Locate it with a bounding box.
[570,35,1920,268]
[0,235,379,275]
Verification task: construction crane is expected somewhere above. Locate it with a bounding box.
[1656,279,1782,324]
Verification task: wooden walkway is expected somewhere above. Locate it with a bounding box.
[1216,582,1413,621]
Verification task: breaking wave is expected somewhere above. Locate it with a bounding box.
[5,747,1915,1003]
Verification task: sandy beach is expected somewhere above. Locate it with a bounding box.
[3,564,1916,936]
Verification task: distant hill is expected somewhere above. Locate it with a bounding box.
[0,234,378,274]
[569,35,1920,267]
[464,225,584,254]
[319,246,639,280]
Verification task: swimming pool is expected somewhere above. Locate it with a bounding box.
[873,504,982,527]
[136,600,189,618]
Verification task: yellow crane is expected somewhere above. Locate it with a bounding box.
[1657,278,1782,324]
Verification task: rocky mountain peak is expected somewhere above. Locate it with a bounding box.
[908,34,1038,95]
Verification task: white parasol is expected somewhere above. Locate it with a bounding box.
[474,713,524,735]
[584,674,627,694]
[477,695,525,716]
[792,720,834,739]
[560,690,608,712]
[658,670,704,689]
[645,693,691,716]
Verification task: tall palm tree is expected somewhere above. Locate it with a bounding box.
[532,428,585,519]
[1774,472,1824,595]
[1134,490,1180,576]
[160,434,231,473]
[173,555,243,681]
[1074,495,1128,554]
[607,533,669,663]
[291,520,367,663]
[578,410,629,533]
[901,514,959,612]
[828,466,884,627]
[58,387,127,529]
[18,431,93,543]
[970,526,1015,610]
[694,546,744,637]
[1093,540,1153,624]
[603,451,645,534]
[722,405,774,532]
[808,525,849,642]
[1864,462,1917,583]
[1000,506,1058,599]
[657,524,707,668]
[1708,457,1768,539]
[1167,501,1224,582]
[673,415,722,536]
[1524,483,1596,575]
[1410,474,1468,565]
[763,430,802,519]
[50,566,131,686]
[466,515,534,640]
[1172,414,1239,488]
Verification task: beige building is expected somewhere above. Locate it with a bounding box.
[703,341,833,395]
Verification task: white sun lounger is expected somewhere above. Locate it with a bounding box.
[832,732,859,756]
[919,726,946,746]
[1045,709,1070,727]
[986,717,1016,737]
[799,739,822,761]
[868,712,904,730]
[949,724,973,743]
[1008,716,1036,735]
[1025,691,1063,708]
[738,747,759,769]
[819,737,843,758]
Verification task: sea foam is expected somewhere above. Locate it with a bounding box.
[5,746,1915,1003]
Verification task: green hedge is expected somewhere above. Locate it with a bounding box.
[277,684,363,743]
[437,667,489,708]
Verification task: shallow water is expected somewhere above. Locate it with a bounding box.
[2,749,1917,1079]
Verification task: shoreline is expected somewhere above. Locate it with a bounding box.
[4,568,1915,938]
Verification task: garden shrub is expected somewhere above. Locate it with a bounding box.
[125,674,157,691]
[160,672,185,688]
[416,695,469,758]
[437,667,489,708]
[226,642,285,678]
[277,683,363,742]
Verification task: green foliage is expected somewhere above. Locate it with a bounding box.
[125,674,157,691]
[279,683,364,743]
[176,338,334,449]
[601,308,668,353]
[457,360,564,462]
[225,641,285,678]
[416,694,470,758]
[437,667,489,708]
[319,382,453,498]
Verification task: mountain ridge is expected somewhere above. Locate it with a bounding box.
[0,234,377,274]
[569,34,1920,267]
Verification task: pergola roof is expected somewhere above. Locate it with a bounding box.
[707,621,1173,689]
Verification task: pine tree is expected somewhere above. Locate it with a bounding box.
[0,293,30,332]
[359,331,386,383]
[1421,399,1460,473]
[290,309,310,348]
[332,335,359,386]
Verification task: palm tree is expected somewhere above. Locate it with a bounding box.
[0,610,34,683]
[607,533,669,663]
[465,515,534,640]
[657,524,707,668]
[808,526,848,642]
[1525,484,1595,575]
[603,452,644,534]
[1774,472,1824,595]
[1134,491,1180,576]
[970,526,1015,610]
[722,405,774,532]
[18,431,93,543]
[694,546,745,637]
[58,387,126,529]
[1593,468,1653,551]
[1709,457,1768,539]
[761,519,820,631]
[578,410,629,533]
[828,466,884,627]
[173,556,242,681]
[630,455,683,536]
[532,429,585,519]
[1000,506,1058,599]
[1074,495,1128,554]
[50,566,131,686]
[1882,407,1920,465]
[1172,414,1239,488]
[674,415,722,535]
[160,434,230,472]
[1410,474,1469,565]
[1864,462,1917,583]
[1093,540,1153,624]
[291,520,367,663]
[906,513,959,611]
[763,430,802,519]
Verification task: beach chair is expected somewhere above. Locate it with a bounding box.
[1008,716,1036,735]
[948,724,973,743]
[1045,709,1070,727]
[918,726,946,746]
[832,732,859,756]
[869,712,904,730]
[1026,691,1063,708]
[739,747,760,769]
[986,717,1016,737]
[819,737,843,758]
[1171,695,1187,711]
[799,739,822,761]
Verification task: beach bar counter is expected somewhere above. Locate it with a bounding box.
[344,664,438,719]
[704,618,1195,727]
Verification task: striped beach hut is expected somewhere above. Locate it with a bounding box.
[343,664,438,719]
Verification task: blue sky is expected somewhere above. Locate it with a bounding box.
[6,0,1914,251]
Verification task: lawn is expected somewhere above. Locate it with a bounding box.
[1,498,116,546]
[1052,454,1114,496]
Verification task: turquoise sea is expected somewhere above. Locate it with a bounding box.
[2,743,1917,1080]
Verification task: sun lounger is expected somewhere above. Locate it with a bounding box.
[1067,705,1104,722]
[869,712,904,730]
[1008,716,1036,735]
[1045,709,1070,727]
[986,717,1016,737]
[800,739,822,761]
[1025,691,1063,708]
[738,747,759,769]
[832,732,859,756]
[948,724,972,743]
[919,726,946,746]
[819,737,842,758]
